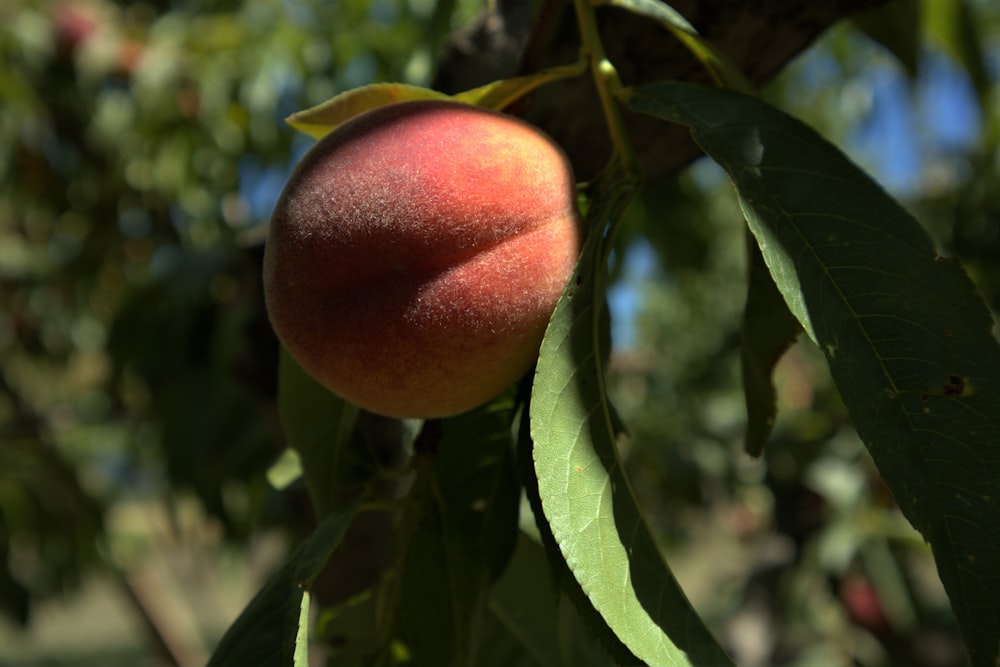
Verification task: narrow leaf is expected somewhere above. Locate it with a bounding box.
[451,61,588,111]
[285,62,586,140]
[286,84,448,139]
[741,236,803,455]
[207,502,359,667]
[206,557,306,667]
[293,592,311,667]
[626,81,1000,667]
[530,196,735,666]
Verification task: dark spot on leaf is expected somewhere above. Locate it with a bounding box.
[943,375,965,398]
[574,274,583,286]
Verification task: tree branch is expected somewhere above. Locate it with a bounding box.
[434,0,891,181]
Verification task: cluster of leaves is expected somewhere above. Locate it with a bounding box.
[209,3,1000,667]
[2,0,999,666]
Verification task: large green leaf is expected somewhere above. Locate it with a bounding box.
[207,502,359,667]
[530,188,735,667]
[518,388,638,666]
[518,383,638,666]
[625,80,1000,666]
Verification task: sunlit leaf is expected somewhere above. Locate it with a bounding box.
[517,390,638,666]
[530,188,735,667]
[286,62,586,141]
[286,83,448,138]
[293,592,311,667]
[626,80,1000,667]
[451,61,588,110]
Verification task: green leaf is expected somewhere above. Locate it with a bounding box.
[396,466,491,667]
[207,502,359,667]
[292,592,311,667]
[436,392,522,578]
[285,62,586,140]
[482,534,563,667]
[530,190,735,666]
[483,533,615,667]
[286,83,448,138]
[451,61,588,111]
[277,347,371,517]
[518,384,638,666]
[625,80,1000,667]
[206,563,308,667]
[741,236,803,455]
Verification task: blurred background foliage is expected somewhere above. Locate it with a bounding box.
[0,0,997,665]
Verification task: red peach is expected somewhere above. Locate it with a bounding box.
[264,100,583,418]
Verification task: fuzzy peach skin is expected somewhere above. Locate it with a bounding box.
[263,99,584,418]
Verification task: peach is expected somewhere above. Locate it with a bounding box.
[263,100,583,418]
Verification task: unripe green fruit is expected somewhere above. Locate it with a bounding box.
[264,100,583,418]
